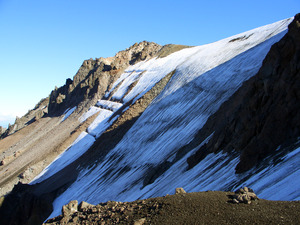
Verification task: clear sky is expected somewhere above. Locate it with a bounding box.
[0,0,299,128]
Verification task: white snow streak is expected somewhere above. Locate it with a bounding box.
[96,100,123,112]
[79,106,101,123]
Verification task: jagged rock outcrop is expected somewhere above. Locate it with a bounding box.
[48,41,162,115]
[0,97,49,139]
[187,14,300,173]
[0,126,6,136]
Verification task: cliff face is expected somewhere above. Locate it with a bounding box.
[187,13,300,173]
[48,41,162,115]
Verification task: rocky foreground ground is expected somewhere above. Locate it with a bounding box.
[45,188,300,225]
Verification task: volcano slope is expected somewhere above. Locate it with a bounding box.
[0,15,300,225]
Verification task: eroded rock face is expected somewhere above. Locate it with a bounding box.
[48,41,162,115]
[187,14,300,173]
[0,97,49,139]
[0,126,6,136]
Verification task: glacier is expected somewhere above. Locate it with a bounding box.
[29,17,300,220]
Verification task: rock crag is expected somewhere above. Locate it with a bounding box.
[48,41,162,115]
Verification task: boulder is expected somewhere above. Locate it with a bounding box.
[175,187,186,194]
[62,200,78,216]
[78,201,94,211]
[232,187,259,204]
[134,218,146,225]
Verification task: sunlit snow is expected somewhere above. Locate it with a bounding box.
[79,106,101,123]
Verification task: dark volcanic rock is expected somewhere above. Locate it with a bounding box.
[0,182,54,225]
[187,14,300,173]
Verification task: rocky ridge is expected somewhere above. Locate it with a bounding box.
[1,41,176,139]
[48,41,162,115]
[44,188,300,225]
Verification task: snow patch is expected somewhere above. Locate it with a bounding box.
[79,106,101,123]
[61,106,76,122]
[96,100,123,112]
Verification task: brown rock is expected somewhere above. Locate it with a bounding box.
[175,187,186,194]
[231,187,258,204]
[62,200,78,216]
[78,201,94,211]
[134,217,146,225]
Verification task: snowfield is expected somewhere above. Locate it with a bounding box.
[29,18,299,220]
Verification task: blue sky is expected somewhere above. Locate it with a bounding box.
[0,0,299,128]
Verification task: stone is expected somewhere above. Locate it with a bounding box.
[62,200,78,216]
[175,187,186,194]
[231,187,258,204]
[134,218,146,225]
[78,201,94,211]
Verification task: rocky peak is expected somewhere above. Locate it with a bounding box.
[48,41,162,115]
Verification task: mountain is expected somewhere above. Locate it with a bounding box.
[0,14,299,225]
